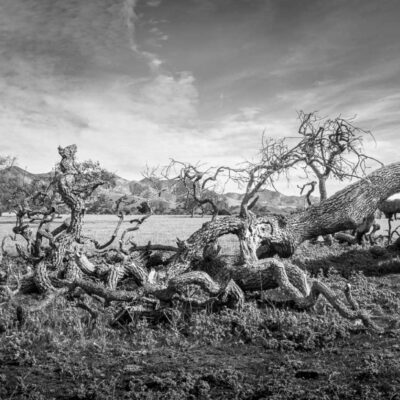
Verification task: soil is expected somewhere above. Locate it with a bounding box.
[1,333,400,399]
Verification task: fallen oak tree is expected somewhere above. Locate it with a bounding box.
[1,144,400,333]
[247,162,400,258]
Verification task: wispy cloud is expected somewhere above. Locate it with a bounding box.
[0,0,200,177]
[147,0,162,7]
[1,0,400,197]
[123,0,165,73]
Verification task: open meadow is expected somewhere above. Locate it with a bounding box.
[1,214,398,255]
[1,214,400,399]
[0,214,240,257]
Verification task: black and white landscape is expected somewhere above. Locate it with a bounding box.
[1,1,400,399]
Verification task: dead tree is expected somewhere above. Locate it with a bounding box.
[297,111,382,201]
[1,146,118,291]
[157,159,400,272]
[231,136,304,262]
[142,164,167,198]
[296,111,383,245]
[245,163,400,257]
[164,161,233,220]
[297,181,317,207]
[2,145,400,334]
[334,218,380,246]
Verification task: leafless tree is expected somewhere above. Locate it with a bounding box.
[142,164,167,198]
[297,111,382,201]
[297,181,317,207]
[163,160,234,220]
[236,136,303,218]
[2,142,399,334]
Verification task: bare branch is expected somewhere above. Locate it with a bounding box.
[80,212,124,250]
[163,160,235,219]
[297,181,317,206]
[119,214,151,254]
[239,136,303,217]
[297,110,383,200]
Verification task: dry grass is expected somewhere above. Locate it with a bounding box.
[1,214,400,398]
[0,214,240,256]
[2,214,398,258]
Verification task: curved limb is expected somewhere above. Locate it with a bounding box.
[199,257,388,332]
[74,252,150,289]
[217,279,245,309]
[298,181,317,206]
[1,235,16,258]
[80,212,124,250]
[119,214,151,255]
[33,260,56,293]
[51,217,71,237]
[144,271,244,310]
[128,243,179,254]
[263,260,386,333]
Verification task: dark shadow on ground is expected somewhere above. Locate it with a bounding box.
[293,243,400,278]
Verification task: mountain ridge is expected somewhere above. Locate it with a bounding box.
[0,166,318,213]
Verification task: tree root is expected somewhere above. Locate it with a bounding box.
[74,252,150,289]
[3,249,393,334]
[195,258,389,333]
[250,260,386,333]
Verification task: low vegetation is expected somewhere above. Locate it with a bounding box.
[1,237,400,399]
[1,114,400,398]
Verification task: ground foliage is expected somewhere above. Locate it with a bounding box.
[1,144,400,399]
[1,241,400,399]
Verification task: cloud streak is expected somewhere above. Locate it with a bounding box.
[124,0,164,72]
[1,0,400,197]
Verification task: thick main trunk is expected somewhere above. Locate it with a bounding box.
[12,160,400,330]
[166,216,245,277]
[253,162,400,257]
[293,162,400,241]
[165,163,400,268]
[318,176,328,201]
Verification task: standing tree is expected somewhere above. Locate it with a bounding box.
[296,111,383,243]
[232,136,304,261]
[163,161,235,220]
[297,111,382,201]
[2,142,399,333]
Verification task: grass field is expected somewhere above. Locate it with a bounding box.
[1,214,400,399]
[0,214,214,244]
[0,214,240,256]
[1,213,398,256]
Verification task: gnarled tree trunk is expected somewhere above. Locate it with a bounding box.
[4,148,400,334]
[251,162,400,258]
[158,162,400,275]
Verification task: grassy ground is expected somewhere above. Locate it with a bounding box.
[0,214,239,256]
[1,215,400,399]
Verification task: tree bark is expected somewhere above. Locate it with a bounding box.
[163,162,400,271]
[166,216,245,277]
[181,162,400,258]
[296,163,400,236]
[318,176,328,201]
[6,153,400,333]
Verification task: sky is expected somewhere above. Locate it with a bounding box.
[1,0,400,196]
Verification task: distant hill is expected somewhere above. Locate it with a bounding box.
[0,165,53,185]
[0,166,318,214]
[225,189,318,214]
